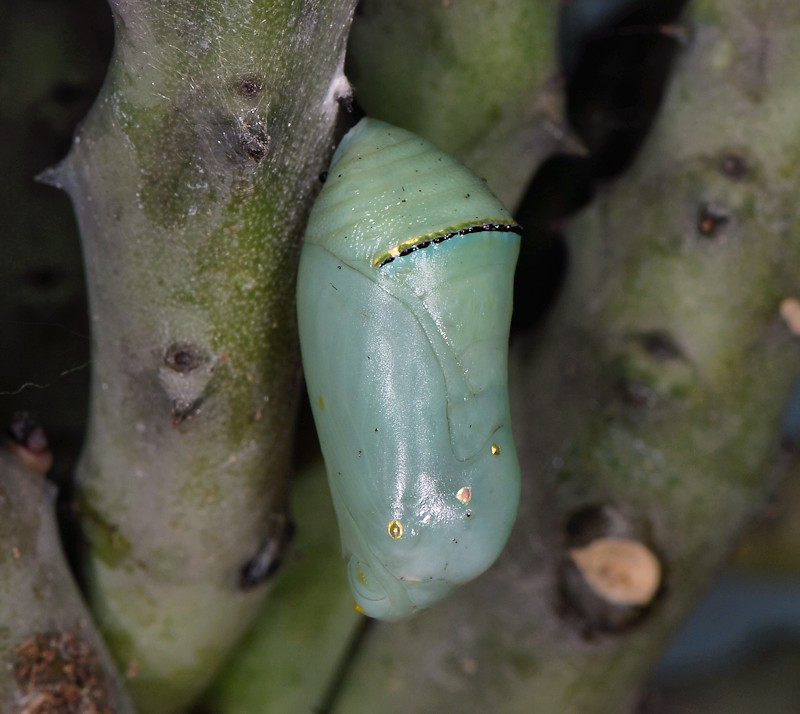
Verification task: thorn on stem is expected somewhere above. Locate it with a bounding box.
[697,202,730,237]
[170,397,203,425]
[239,516,296,591]
[6,413,53,475]
[160,343,215,425]
[236,76,264,97]
[240,130,269,162]
[638,331,683,361]
[719,153,750,180]
[164,343,204,373]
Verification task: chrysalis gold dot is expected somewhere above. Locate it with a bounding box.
[387,519,404,539]
[491,444,500,456]
[456,486,472,504]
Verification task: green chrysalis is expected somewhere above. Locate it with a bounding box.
[296,118,521,620]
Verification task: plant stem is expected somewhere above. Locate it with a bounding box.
[48,0,358,710]
[329,0,800,710]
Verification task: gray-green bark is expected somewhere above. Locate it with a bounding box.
[8,0,798,711]
[326,0,800,711]
[0,434,134,713]
[346,0,564,208]
[202,461,364,713]
[46,1,357,710]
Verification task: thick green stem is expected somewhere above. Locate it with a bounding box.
[201,460,364,713]
[48,0,357,710]
[0,429,134,713]
[346,0,564,208]
[328,1,800,711]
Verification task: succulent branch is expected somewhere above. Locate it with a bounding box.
[320,0,800,711]
[41,0,358,710]
[0,417,134,713]
[201,461,364,713]
[6,0,799,711]
[346,0,566,208]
